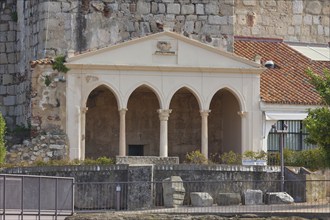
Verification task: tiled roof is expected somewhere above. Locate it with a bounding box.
[234,36,330,105]
[30,58,54,68]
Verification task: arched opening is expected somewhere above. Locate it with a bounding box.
[209,89,241,158]
[126,86,160,156]
[168,88,201,162]
[85,85,119,159]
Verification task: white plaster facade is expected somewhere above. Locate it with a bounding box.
[66,31,264,160]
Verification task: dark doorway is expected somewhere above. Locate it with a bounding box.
[128,145,144,156]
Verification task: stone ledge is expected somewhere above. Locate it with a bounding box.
[116,156,179,165]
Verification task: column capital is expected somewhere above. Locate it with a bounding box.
[237,111,247,118]
[81,107,88,114]
[158,109,172,121]
[200,110,211,117]
[119,108,128,114]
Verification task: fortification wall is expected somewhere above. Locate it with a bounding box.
[234,0,330,43]
[0,0,41,133]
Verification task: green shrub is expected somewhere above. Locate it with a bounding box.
[83,156,115,165]
[0,113,6,164]
[220,151,242,165]
[267,148,329,170]
[184,150,207,164]
[243,150,267,160]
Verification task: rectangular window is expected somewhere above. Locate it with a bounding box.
[267,120,316,151]
[128,145,144,156]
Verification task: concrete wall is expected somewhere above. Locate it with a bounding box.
[234,0,330,43]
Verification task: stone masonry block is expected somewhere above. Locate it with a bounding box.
[205,3,219,15]
[196,4,204,15]
[293,15,302,25]
[293,0,303,14]
[244,189,263,205]
[0,86,6,95]
[303,15,313,25]
[167,4,180,14]
[162,176,185,208]
[137,1,150,14]
[306,1,322,15]
[216,193,241,206]
[181,5,194,14]
[190,192,213,207]
[0,43,5,52]
[209,15,227,25]
[0,54,7,64]
[266,192,294,204]
[3,96,16,106]
[2,74,13,85]
[242,0,256,6]
[159,4,166,13]
[0,23,9,32]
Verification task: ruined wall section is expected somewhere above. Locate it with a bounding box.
[235,0,330,44]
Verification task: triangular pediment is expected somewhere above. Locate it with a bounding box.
[67,31,261,69]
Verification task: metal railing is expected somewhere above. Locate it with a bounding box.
[0,174,74,219]
[74,179,330,215]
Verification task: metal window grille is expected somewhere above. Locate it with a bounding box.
[268,120,317,151]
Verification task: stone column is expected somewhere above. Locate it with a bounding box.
[237,111,247,153]
[158,109,172,157]
[200,110,211,159]
[81,107,88,160]
[119,108,128,156]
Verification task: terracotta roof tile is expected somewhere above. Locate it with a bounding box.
[30,58,54,68]
[234,36,330,105]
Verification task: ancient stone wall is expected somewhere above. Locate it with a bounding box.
[6,63,68,164]
[234,0,330,43]
[0,0,42,133]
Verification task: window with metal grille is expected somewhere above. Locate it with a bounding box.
[267,120,317,151]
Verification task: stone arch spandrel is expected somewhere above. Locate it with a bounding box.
[124,82,164,109]
[167,85,203,111]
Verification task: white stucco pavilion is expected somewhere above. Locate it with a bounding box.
[66,31,264,160]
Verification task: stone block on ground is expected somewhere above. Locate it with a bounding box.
[190,192,213,207]
[162,176,185,208]
[266,192,294,204]
[216,193,241,206]
[244,189,263,205]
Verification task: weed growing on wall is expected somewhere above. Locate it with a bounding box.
[0,113,7,164]
[52,55,70,73]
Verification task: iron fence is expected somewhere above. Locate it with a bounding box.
[0,174,74,220]
[75,179,330,215]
